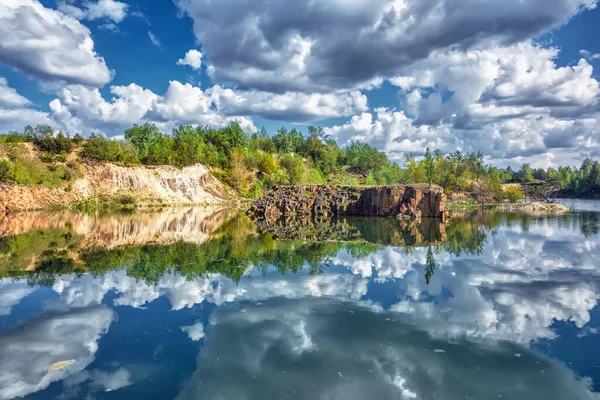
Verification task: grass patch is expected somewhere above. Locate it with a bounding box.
[70,194,137,212]
[0,143,79,187]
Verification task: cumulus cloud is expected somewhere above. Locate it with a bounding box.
[175,297,599,400]
[324,106,600,165]
[0,77,31,109]
[48,80,369,135]
[0,306,115,399]
[0,0,113,87]
[391,42,599,127]
[0,281,35,315]
[52,269,369,310]
[0,77,54,132]
[322,41,600,164]
[174,0,596,93]
[58,0,129,23]
[181,322,205,341]
[177,49,203,70]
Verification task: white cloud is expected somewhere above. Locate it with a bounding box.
[0,77,54,132]
[181,322,205,341]
[0,306,115,400]
[0,0,113,87]
[390,42,599,127]
[58,0,129,23]
[176,297,600,400]
[580,49,600,61]
[177,50,203,70]
[148,31,161,47]
[48,80,369,136]
[175,0,596,92]
[0,281,34,316]
[0,77,31,109]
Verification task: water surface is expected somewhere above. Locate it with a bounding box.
[1,205,599,399]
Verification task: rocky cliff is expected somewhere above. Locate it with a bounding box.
[0,163,233,212]
[249,185,446,219]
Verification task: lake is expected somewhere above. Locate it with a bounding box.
[1,204,599,399]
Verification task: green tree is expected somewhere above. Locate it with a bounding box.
[124,123,161,161]
[424,147,436,185]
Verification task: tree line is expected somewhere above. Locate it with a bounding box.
[1,123,599,199]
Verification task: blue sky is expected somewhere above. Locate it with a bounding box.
[1,0,600,167]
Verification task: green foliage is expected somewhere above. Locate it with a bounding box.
[344,141,388,174]
[35,132,73,154]
[125,123,161,161]
[504,186,524,202]
[0,131,31,143]
[424,147,436,185]
[0,160,11,181]
[279,154,305,185]
[0,144,77,187]
[6,122,600,198]
[82,134,140,164]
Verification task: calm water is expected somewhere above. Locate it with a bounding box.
[1,205,600,400]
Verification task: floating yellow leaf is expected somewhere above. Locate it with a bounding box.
[43,359,75,372]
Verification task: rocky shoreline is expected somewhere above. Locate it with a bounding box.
[495,202,571,213]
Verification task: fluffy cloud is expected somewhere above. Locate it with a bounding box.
[0,281,34,315]
[0,77,54,132]
[0,0,113,87]
[58,0,129,23]
[0,78,31,109]
[177,49,203,70]
[0,306,115,399]
[52,270,369,310]
[48,80,369,135]
[391,42,599,126]
[181,321,205,341]
[175,0,596,92]
[325,107,600,166]
[175,297,599,400]
[323,41,600,165]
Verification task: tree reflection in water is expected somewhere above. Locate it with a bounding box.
[0,209,597,287]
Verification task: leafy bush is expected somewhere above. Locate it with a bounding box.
[41,153,55,163]
[0,160,12,181]
[82,135,140,164]
[0,132,31,143]
[503,186,524,202]
[36,132,73,154]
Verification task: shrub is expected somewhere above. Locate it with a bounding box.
[1,132,31,143]
[36,132,73,154]
[72,133,84,144]
[64,184,73,192]
[504,186,524,202]
[0,160,12,181]
[41,153,55,163]
[82,135,140,164]
[279,154,305,185]
[61,170,72,181]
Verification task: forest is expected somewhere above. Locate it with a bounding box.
[1,123,599,200]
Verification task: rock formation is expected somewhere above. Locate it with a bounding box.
[249,185,446,220]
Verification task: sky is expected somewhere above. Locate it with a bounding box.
[0,0,600,168]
